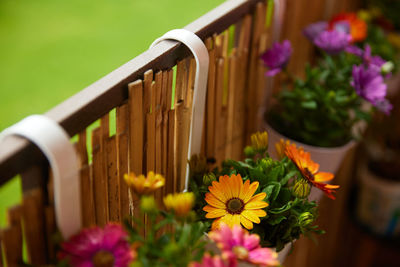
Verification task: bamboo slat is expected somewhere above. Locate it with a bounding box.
[205,38,216,160]
[144,70,155,173]
[78,131,96,226]
[214,57,227,166]
[116,104,131,220]
[1,206,23,265]
[106,136,120,222]
[128,80,145,226]
[92,126,108,226]
[22,188,47,264]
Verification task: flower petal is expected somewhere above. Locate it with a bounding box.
[245,200,269,210]
[314,172,334,182]
[242,181,259,203]
[205,193,226,209]
[240,215,254,230]
[241,210,261,224]
[205,207,227,219]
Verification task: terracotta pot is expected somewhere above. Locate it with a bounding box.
[356,159,400,237]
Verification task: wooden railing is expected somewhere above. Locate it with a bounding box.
[0,0,273,265]
[0,0,361,266]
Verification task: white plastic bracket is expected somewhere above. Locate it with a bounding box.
[150,29,209,191]
[0,115,82,239]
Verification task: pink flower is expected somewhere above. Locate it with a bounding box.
[190,254,236,267]
[209,224,279,267]
[59,223,135,267]
[261,40,292,76]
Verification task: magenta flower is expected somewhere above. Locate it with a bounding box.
[314,30,352,54]
[351,65,391,114]
[209,224,279,267]
[261,40,292,76]
[303,21,328,41]
[59,223,135,267]
[190,254,236,267]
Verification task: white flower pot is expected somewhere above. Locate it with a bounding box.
[356,160,400,237]
[263,122,355,201]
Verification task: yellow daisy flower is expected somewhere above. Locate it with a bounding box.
[124,171,165,195]
[163,192,195,217]
[203,174,268,230]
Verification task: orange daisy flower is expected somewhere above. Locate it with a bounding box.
[203,174,268,230]
[329,12,367,42]
[284,144,339,199]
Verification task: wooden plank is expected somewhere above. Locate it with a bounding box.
[143,70,153,173]
[167,110,176,194]
[116,104,130,220]
[44,205,56,260]
[92,127,107,226]
[2,206,23,265]
[154,71,163,174]
[214,57,227,165]
[22,188,47,265]
[128,79,144,228]
[107,136,120,222]
[206,38,216,159]
[226,49,238,159]
[146,84,156,173]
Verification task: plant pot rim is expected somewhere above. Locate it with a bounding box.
[264,121,357,153]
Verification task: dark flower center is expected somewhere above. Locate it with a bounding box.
[303,168,315,181]
[226,198,244,214]
[92,250,115,267]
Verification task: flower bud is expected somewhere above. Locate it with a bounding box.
[140,195,158,214]
[260,158,274,171]
[298,212,314,227]
[244,146,256,157]
[381,61,394,75]
[292,179,311,199]
[203,173,217,186]
[250,131,269,152]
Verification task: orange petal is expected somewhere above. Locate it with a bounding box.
[242,181,259,203]
[248,192,267,203]
[211,218,222,230]
[205,193,226,209]
[229,174,243,198]
[240,179,251,200]
[314,172,334,182]
[219,175,233,199]
[209,182,228,203]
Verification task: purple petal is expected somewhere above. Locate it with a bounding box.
[314,30,351,54]
[303,21,328,42]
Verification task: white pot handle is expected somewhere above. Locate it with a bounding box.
[150,29,209,191]
[0,115,81,239]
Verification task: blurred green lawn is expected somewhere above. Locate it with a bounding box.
[0,0,224,226]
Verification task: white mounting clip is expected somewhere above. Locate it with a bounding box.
[150,29,209,191]
[0,115,82,239]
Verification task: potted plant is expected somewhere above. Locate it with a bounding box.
[189,131,339,261]
[262,12,394,173]
[57,171,280,267]
[356,92,400,237]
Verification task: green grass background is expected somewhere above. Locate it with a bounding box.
[0,0,224,227]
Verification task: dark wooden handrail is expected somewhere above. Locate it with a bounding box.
[0,0,265,185]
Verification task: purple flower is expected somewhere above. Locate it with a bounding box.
[59,223,135,267]
[351,65,389,111]
[303,21,328,41]
[261,40,292,76]
[332,21,350,34]
[375,99,393,115]
[346,44,387,71]
[314,30,352,54]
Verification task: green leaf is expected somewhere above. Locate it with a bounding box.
[267,215,287,225]
[263,182,281,202]
[279,170,297,185]
[301,100,317,109]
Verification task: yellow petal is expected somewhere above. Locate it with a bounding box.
[245,200,269,209]
[250,209,267,218]
[240,214,254,229]
[248,192,267,202]
[211,218,222,230]
[205,193,226,209]
[241,210,261,224]
[221,213,234,227]
[240,179,250,200]
[232,214,241,226]
[205,208,227,219]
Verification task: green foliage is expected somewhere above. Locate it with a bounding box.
[126,196,208,267]
[189,148,324,252]
[268,53,369,147]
